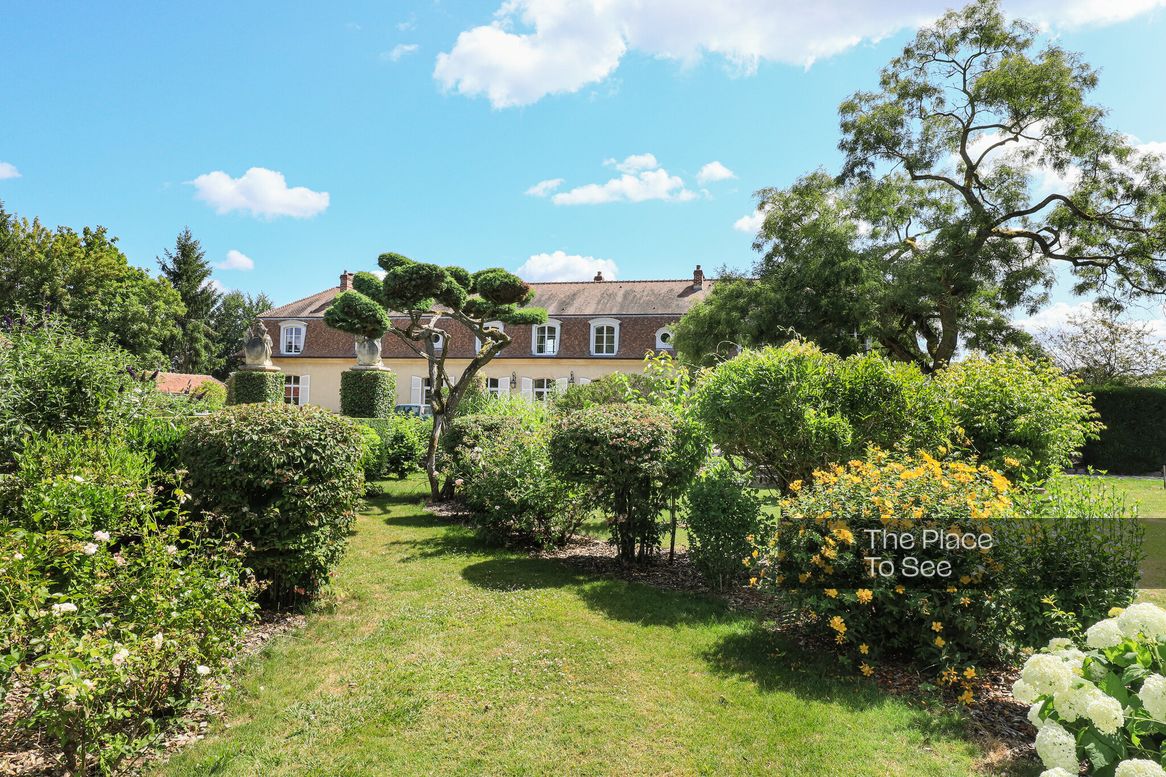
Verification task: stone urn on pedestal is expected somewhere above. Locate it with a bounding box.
[353,335,387,370]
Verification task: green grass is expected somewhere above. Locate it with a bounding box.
[157,475,992,777]
[1084,475,1166,607]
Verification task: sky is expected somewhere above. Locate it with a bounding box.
[2,0,1165,330]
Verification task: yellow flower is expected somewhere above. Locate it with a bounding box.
[789,480,803,493]
[829,615,847,635]
[860,662,874,677]
[751,549,759,558]
[931,621,943,632]
[957,689,973,704]
[894,584,905,595]
[858,643,869,655]
[1109,606,1125,617]
[959,575,971,585]
[798,572,811,584]
[749,577,758,587]
[832,526,854,544]
[960,596,971,607]
[934,636,946,648]
[1003,457,1020,468]
[856,589,873,605]
[824,588,838,598]
[963,667,976,680]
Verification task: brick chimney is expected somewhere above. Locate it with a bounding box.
[692,264,704,290]
[339,270,354,290]
[593,271,605,282]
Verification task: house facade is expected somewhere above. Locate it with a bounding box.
[259,266,713,410]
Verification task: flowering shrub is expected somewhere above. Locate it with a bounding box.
[684,459,763,589]
[1017,603,1166,776]
[749,452,1014,698]
[181,403,365,604]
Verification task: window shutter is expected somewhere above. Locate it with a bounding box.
[579,377,592,385]
[520,377,534,401]
[410,376,423,405]
[498,380,510,397]
[300,374,311,406]
[556,377,569,393]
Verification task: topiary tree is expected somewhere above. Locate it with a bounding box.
[549,404,676,563]
[227,370,284,405]
[339,369,396,418]
[324,255,547,499]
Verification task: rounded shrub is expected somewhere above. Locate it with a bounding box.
[227,370,284,405]
[361,414,429,478]
[550,404,675,562]
[340,368,397,418]
[192,380,227,410]
[181,404,365,604]
[938,352,1101,483]
[684,459,763,590]
[324,290,390,339]
[357,424,384,481]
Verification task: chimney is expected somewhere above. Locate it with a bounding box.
[593,271,605,282]
[692,264,704,290]
[339,270,354,290]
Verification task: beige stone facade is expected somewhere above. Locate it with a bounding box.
[260,267,714,410]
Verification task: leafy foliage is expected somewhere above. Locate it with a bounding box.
[360,415,429,479]
[340,368,396,418]
[684,459,763,590]
[209,290,273,378]
[157,228,221,374]
[226,370,285,405]
[550,404,676,562]
[181,404,365,604]
[325,291,391,340]
[1039,306,1166,386]
[1081,386,1166,474]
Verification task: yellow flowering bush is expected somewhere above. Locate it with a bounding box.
[749,451,1015,698]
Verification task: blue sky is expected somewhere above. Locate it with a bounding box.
[2,0,1165,325]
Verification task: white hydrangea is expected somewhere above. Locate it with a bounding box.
[1052,678,1097,722]
[1022,653,1075,697]
[1116,603,1166,641]
[50,602,78,615]
[1013,678,1039,704]
[1086,691,1125,735]
[1116,759,1166,777]
[1028,702,1047,730]
[1039,768,1076,777]
[1139,674,1166,721]
[1034,720,1079,772]
[1086,618,1125,649]
[1047,638,1075,652]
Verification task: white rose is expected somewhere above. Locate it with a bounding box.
[82,542,98,556]
[1116,759,1166,777]
[1034,720,1079,772]
[51,602,78,615]
[1086,619,1124,650]
[93,530,111,542]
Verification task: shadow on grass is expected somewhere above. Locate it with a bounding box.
[461,556,590,591]
[386,530,485,561]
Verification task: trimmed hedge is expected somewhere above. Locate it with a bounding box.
[1080,385,1166,474]
[227,370,284,405]
[181,404,365,604]
[340,368,396,418]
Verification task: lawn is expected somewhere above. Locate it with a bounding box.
[1086,475,1166,606]
[157,474,993,777]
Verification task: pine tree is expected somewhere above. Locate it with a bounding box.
[158,228,221,374]
[211,290,274,378]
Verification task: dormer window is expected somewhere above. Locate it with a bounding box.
[589,318,620,356]
[429,332,444,352]
[476,321,504,354]
[655,327,674,350]
[280,321,306,355]
[532,319,561,356]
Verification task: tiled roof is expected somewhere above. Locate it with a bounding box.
[261,277,715,320]
[154,372,224,395]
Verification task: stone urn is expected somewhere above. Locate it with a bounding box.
[354,335,385,369]
[242,321,277,370]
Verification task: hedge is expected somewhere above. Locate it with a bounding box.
[360,414,429,478]
[1080,385,1166,474]
[227,370,285,405]
[340,368,396,418]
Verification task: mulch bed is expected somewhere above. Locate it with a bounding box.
[1,610,305,777]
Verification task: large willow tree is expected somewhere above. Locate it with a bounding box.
[325,252,546,499]
[676,0,1166,372]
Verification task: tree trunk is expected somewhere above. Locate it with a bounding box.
[668,497,678,563]
[425,411,444,502]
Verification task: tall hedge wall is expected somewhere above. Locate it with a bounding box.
[227,370,285,405]
[1079,385,1166,474]
[340,369,396,418]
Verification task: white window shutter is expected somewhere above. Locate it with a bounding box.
[300,375,311,406]
[556,377,569,393]
[499,380,510,396]
[520,377,534,401]
[410,376,423,405]
[580,377,592,385]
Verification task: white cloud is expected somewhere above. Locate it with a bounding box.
[382,43,420,62]
[204,278,230,294]
[0,162,20,180]
[697,161,736,184]
[217,249,255,271]
[1014,300,1095,333]
[733,208,767,233]
[515,250,619,281]
[525,177,564,196]
[434,0,1166,108]
[191,167,329,219]
[551,154,695,205]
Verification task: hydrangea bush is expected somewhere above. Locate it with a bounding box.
[1017,603,1166,776]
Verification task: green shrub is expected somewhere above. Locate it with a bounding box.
[692,342,949,489]
[448,413,584,548]
[684,459,763,589]
[340,368,396,418]
[362,414,429,478]
[1080,385,1166,474]
[938,352,1101,483]
[357,424,384,480]
[181,404,365,604]
[550,404,676,562]
[193,380,227,410]
[996,475,1142,646]
[125,416,189,480]
[226,370,284,405]
[0,320,147,468]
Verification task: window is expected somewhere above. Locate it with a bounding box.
[476,321,504,354]
[589,318,620,356]
[409,376,433,406]
[284,375,310,406]
[655,327,674,350]
[430,333,444,352]
[280,321,306,355]
[532,319,561,356]
[532,378,555,401]
[486,377,507,397]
